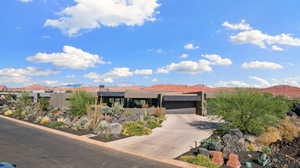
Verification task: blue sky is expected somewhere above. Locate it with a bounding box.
[1,0,300,88]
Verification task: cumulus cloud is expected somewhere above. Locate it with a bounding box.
[184,43,199,50]
[202,54,232,66]
[157,54,231,74]
[224,20,300,50]
[249,76,271,88]
[242,61,283,69]
[27,46,110,69]
[0,67,58,84]
[85,67,153,83]
[152,78,159,82]
[157,60,212,75]
[222,20,252,30]
[272,45,284,51]
[214,81,250,88]
[180,53,189,58]
[44,0,160,36]
[134,69,153,75]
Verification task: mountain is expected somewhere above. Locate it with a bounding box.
[260,85,300,98]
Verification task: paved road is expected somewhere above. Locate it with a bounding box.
[109,114,220,159]
[0,118,178,168]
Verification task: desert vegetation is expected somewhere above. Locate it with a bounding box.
[0,90,167,141]
[179,89,300,168]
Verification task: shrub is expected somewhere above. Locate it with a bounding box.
[38,98,50,111]
[146,119,161,129]
[278,117,299,141]
[180,155,220,168]
[257,127,281,145]
[4,110,14,116]
[69,90,95,117]
[208,90,289,135]
[122,121,152,136]
[201,137,222,149]
[49,121,65,128]
[247,143,257,152]
[40,116,51,125]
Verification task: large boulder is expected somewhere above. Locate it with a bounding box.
[208,143,224,151]
[109,123,123,135]
[229,129,244,139]
[222,133,247,156]
[292,104,300,116]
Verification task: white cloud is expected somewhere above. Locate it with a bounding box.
[180,53,189,58]
[152,78,159,82]
[184,43,199,50]
[44,80,60,86]
[271,45,284,51]
[0,67,58,84]
[27,46,110,70]
[44,0,160,36]
[242,61,283,69]
[202,54,232,66]
[18,0,32,3]
[134,69,153,75]
[85,67,152,83]
[230,30,300,49]
[249,76,271,88]
[222,20,252,30]
[157,60,212,75]
[214,81,250,88]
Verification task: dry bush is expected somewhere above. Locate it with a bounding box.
[278,117,299,141]
[257,127,281,146]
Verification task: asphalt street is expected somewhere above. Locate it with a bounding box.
[0,118,178,168]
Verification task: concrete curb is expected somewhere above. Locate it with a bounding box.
[0,115,203,168]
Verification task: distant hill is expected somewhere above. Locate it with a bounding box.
[2,84,300,98]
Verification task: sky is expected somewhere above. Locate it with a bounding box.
[1,0,300,88]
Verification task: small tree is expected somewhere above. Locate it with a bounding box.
[69,90,94,117]
[208,89,289,135]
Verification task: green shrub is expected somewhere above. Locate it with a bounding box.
[49,121,65,128]
[122,121,152,136]
[201,137,222,149]
[208,90,289,135]
[69,90,95,117]
[180,155,219,168]
[38,98,50,111]
[146,119,161,129]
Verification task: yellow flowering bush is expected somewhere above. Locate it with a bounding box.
[40,116,51,125]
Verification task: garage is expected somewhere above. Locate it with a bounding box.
[162,94,200,114]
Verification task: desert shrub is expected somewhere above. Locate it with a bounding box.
[247,143,257,152]
[4,110,14,116]
[14,92,33,119]
[213,122,235,136]
[49,121,65,128]
[111,103,124,116]
[208,90,289,135]
[278,117,299,141]
[201,137,222,149]
[40,116,51,125]
[257,127,281,145]
[69,90,94,117]
[146,119,161,129]
[180,155,219,168]
[38,98,50,111]
[122,121,152,136]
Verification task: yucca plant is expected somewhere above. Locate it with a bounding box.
[69,90,94,117]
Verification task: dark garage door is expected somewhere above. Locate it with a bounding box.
[163,101,196,114]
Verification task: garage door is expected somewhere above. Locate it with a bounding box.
[163,101,196,114]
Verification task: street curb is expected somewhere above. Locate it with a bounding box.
[0,115,203,168]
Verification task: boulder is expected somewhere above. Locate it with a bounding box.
[292,104,300,116]
[229,129,244,139]
[226,153,241,168]
[208,143,224,151]
[109,123,123,135]
[287,111,298,117]
[222,134,247,155]
[211,151,224,166]
[194,148,210,157]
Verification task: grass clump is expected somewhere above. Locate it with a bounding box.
[49,121,65,128]
[122,121,152,136]
[278,117,299,141]
[180,155,219,168]
[146,119,161,129]
[69,90,94,117]
[208,90,289,135]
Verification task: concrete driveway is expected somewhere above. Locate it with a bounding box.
[109,114,220,159]
[0,118,178,168]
